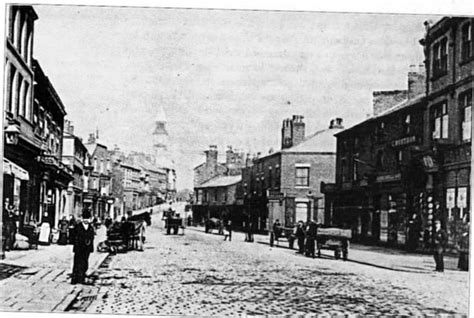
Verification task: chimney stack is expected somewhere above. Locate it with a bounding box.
[281,115,305,149]
[329,118,344,129]
[205,145,218,172]
[64,120,74,134]
[88,133,96,144]
[408,64,426,99]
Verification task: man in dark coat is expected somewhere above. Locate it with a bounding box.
[305,220,318,258]
[71,210,95,284]
[295,221,306,254]
[433,219,448,272]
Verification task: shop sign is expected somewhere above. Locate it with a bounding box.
[446,188,456,209]
[391,135,417,147]
[457,187,467,208]
[376,173,401,183]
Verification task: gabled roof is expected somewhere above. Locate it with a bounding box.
[195,175,242,189]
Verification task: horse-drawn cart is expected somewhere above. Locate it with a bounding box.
[316,227,351,260]
[98,212,151,253]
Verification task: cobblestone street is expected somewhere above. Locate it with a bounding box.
[69,212,469,316]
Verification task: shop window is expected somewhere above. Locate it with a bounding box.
[461,23,472,62]
[432,102,448,139]
[295,167,310,187]
[460,90,472,141]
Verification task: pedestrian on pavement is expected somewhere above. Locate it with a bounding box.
[224,220,232,241]
[433,219,448,272]
[58,216,69,245]
[295,221,306,254]
[305,220,318,258]
[71,210,95,285]
[68,214,77,245]
[407,213,421,252]
[273,219,282,240]
[245,219,254,242]
[5,204,17,251]
[121,216,131,249]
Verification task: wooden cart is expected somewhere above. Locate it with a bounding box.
[316,227,351,260]
[269,226,295,249]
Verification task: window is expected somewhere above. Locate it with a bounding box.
[268,167,273,189]
[433,38,448,76]
[341,158,348,182]
[275,167,280,188]
[214,189,218,202]
[432,102,449,139]
[460,90,472,141]
[396,150,403,167]
[94,157,98,171]
[352,156,358,181]
[295,202,308,223]
[403,114,411,134]
[295,167,310,187]
[461,23,472,62]
[376,150,384,171]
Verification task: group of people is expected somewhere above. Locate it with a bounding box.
[273,219,319,257]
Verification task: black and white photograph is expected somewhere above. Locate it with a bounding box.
[0,0,472,316]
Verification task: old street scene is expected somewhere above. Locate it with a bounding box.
[1,3,472,317]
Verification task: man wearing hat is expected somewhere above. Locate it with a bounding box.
[71,209,95,284]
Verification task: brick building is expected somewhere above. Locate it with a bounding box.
[420,17,472,248]
[3,5,40,227]
[242,115,343,233]
[322,67,427,245]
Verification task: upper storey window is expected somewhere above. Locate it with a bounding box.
[461,23,472,62]
[433,38,448,77]
[432,102,449,140]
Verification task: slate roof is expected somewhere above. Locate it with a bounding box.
[195,175,242,188]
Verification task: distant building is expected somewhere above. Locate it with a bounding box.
[84,133,114,220]
[62,120,89,218]
[192,145,246,227]
[242,116,343,233]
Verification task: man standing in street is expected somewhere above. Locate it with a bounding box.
[433,219,448,272]
[71,210,95,285]
[305,220,318,258]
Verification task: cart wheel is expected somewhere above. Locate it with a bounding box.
[343,250,348,261]
[270,233,274,247]
[334,250,341,260]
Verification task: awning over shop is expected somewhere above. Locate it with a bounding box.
[3,158,29,181]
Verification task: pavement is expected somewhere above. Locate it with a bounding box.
[0,204,469,315]
[0,224,109,312]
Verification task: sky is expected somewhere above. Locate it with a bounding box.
[30,4,443,190]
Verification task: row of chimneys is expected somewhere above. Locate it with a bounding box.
[65,119,100,144]
[204,115,345,168]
